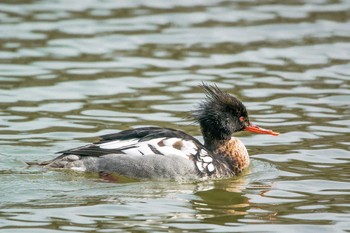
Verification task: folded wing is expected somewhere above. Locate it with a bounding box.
[57,127,216,174]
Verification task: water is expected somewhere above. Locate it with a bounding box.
[1,0,350,232]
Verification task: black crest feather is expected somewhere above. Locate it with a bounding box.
[192,83,249,142]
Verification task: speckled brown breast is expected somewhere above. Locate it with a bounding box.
[214,137,250,175]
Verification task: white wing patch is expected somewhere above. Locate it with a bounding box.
[207,163,215,172]
[195,149,215,174]
[161,138,179,146]
[181,140,197,155]
[99,139,138,149]
[98,137,198,159]
[97,137,216,174]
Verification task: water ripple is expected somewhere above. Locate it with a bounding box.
[0,0,350,232]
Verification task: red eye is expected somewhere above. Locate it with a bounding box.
[239,117,245,122]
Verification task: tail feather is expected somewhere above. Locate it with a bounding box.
[26,160,52,166]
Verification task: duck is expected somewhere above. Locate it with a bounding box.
[28,84,279,181]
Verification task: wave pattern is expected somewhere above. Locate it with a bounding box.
[0,0,349,232]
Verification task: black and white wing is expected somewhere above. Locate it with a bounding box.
[58,127,216,175]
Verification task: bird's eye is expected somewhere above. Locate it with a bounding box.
[239,116,245,122]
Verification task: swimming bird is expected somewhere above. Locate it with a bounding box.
[29,84,279,181]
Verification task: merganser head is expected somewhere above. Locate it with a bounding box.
[193,84,278,145]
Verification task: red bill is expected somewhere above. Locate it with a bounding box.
[244,124,279,136]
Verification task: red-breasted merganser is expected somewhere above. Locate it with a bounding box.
[29,84,279,180]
